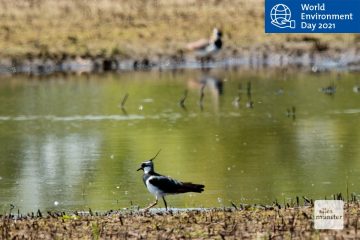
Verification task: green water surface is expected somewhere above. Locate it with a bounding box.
[0,69,359,213]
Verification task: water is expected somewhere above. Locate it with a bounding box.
[0,70,359,213]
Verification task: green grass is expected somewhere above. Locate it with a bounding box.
[0,0,358,59]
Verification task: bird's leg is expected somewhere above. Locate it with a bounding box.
[200,57,205,69]
[162,197,168,211]
[143,197,158,211]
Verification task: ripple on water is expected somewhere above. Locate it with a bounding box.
[0,115,145,122]
[332,109,360,115]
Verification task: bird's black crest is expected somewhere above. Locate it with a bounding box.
[150,149,161,161]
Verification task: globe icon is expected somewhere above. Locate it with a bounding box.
[270,4,291,24]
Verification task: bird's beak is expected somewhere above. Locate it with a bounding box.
[137,167,143,171]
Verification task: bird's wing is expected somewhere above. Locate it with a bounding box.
[148,176,183,194]
[148,175,204,194]
[186,39,210,51]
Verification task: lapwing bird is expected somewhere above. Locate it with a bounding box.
[320,82,336,95]
[137,150,205,211]
[186,28,223,61]
[321,85,336,95]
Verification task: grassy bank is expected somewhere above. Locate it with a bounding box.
[0,0,358,60]
[1,204,359,239]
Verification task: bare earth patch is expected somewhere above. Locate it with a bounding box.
[1,204,359,239]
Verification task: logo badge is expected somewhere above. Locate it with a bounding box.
[270,4,296,28]
[265,0,360,33]
[314,200,344,230]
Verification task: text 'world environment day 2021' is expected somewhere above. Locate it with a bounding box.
[265,0,360,33]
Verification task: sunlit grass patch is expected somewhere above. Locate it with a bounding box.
[0,0,357,59]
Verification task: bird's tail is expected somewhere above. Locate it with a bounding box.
[180,182,205,193]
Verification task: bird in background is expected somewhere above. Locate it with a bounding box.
[320,82,336,95]
[186,28,223,62]
[137,150,205,211]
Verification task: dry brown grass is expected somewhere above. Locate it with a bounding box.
[1,205,359,239]
[0,0,357,59]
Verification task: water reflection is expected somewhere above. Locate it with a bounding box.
[16,133,101,211]
[187,75,223,112]
[118,93,129,115]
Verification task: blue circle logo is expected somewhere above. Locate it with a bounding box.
[271,4,292,24]
[270,4,296,29]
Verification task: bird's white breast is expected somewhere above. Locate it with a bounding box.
[195,43,219,57]
[145,176,166,198]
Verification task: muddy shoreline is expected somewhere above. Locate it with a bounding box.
[1,202,359,239]
[1,47,360,76]
[1,0,359,76]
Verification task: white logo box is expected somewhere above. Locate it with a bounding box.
[314,200,344,230]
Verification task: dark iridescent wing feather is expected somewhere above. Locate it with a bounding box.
[149,176,204,194]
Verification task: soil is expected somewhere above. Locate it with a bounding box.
[1,203,359,239]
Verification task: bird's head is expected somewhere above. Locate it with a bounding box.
[137,160,154,173]
[137,149,161,173]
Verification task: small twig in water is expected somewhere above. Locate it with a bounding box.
[179,90,188,109]
[246,81,251,98]
[302,196,311,205]
[120,93,129,109]
[37,209,42,218]
[199,84,205,111]
[230,201,238,210]
[347,179,349,203]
